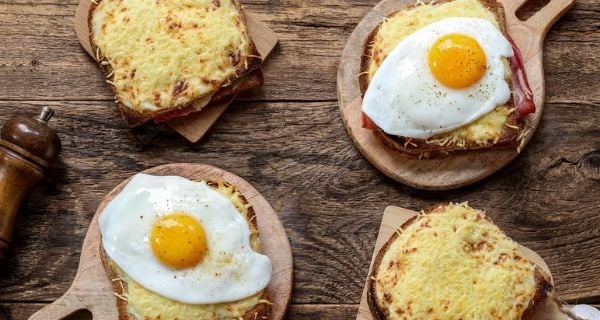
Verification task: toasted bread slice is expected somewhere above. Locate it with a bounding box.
[368,203,551,320]
[100,180,271,320]
[90,0,262,126]
[359,0,527,158]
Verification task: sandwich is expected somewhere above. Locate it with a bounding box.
[99,174,272,319]
[368,202,551,320]
[359,0,536,158]
[90,0,263,126]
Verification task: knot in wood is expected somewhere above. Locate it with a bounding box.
[577,151,600,181]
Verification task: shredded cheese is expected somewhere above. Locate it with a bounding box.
[91,0,255,113]
[374,203,538,319]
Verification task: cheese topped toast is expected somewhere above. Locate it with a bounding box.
[90,0,262,125]
[360,0,531,158]
[368,203,551,320]
[100,181,271,320]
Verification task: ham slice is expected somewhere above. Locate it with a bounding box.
[505,33,536,119]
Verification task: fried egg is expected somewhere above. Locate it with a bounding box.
[99,174,272,304]
[362,17,513,139]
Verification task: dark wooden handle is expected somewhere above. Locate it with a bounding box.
[0,146,44,264]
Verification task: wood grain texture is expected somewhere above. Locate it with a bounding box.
[0,0,598,318]
[0,99,597,310]
[337,0,574,190]
[6,303,600,320]
[25,164,292,320]
[3,304,358,320]
[74,0,279,143]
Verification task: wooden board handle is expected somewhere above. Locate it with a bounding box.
[502,0,576,57]
[500,0,575,131]
[503,0,575,25]
[29,295,88,320]
[29,214,119,320]
[525,0,575,34]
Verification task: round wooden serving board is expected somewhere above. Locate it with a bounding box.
[29,163,293,320]
[337,0,574,190]
[74,0,279,144]
[356,206,571,320]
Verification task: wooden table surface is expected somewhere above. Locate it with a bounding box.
[0,0,599,319]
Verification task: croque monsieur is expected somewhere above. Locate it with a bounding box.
[99,174,272,320]
[90,0,262,126]
[360,0,536,158]
[368,203,551,320]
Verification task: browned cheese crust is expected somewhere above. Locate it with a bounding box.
[367,203,553,320]
[99,180,272,320]
[118,69,264,126]
[88,0,263,127]
[358,0,525,158]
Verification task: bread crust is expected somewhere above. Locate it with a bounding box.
[121,69,264,125]
[367,203,552,320]
[372,112,522,159]
[99,180,272,320]
[358,0,525,158]
[89,0,263,127]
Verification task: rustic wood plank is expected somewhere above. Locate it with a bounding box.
[2,302,600,320]
[0,0,597,101]
[0,99,597,305]
[0,0,599,317]
[1,303,360,320]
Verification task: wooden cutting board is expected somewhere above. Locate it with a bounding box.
[74,0,279,143]
[356,206,573,320]
[29,163,293,320]
[337,0,574,190]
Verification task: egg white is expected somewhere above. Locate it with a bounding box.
[362,17,514,139]
[99,174,272,304]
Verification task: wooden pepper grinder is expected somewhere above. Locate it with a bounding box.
[0,107,61,264]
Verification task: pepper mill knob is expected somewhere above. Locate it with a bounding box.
[1,107,61,167]
[0,107,62,264]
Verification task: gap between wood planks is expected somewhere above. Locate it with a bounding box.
[0,302,599,318]
[0,98,339,103]
[0,98,598,104]
[1,295,600,305]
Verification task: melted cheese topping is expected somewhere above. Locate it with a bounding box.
[367,0,513,145]
[374,203,537,320]
[91,0,254,113]
[111,182,266,320]
[120,272,262,320]
[426,104,513,146]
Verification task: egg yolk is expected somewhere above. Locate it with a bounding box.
[150,213,207,269]
[428,34,487,89]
